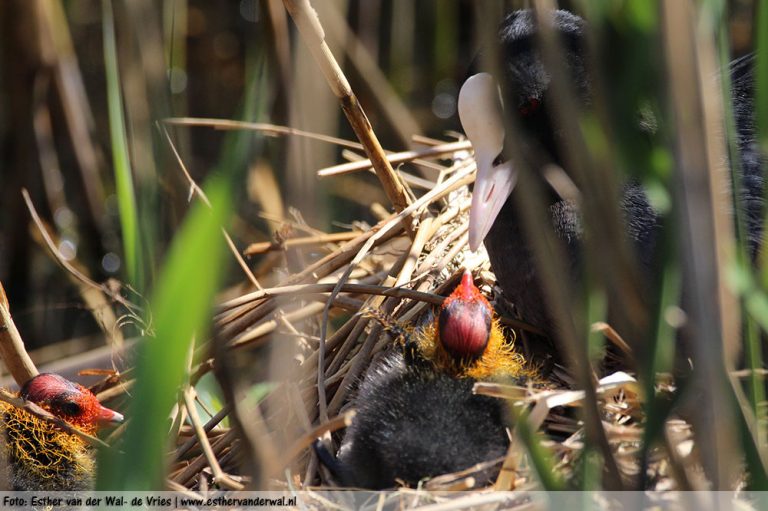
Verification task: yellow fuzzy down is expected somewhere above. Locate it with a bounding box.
[0,401,93,490]
[411,317,539,381]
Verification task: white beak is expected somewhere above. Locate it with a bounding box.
[458,73,519,252]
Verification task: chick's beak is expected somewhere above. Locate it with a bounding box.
[458,73,519,252]
[95,404,124,424]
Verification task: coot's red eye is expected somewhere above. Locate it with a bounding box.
[519,97,540,117]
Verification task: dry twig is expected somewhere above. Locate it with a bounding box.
[281,0,412,214]
[0,282,38,385]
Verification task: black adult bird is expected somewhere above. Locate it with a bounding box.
[459,9,763,353]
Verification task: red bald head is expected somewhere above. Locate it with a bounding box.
[20,373,124,431]
[438,270,493,361]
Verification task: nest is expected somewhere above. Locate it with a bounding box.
[140,135,701,501]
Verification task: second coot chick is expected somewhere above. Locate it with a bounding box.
[0,373,124,490]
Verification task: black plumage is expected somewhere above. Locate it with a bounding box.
[730,53,765,259]
[336,352,508,489]
[461,9,764,354]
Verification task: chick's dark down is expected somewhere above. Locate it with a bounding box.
[337,353,508,489]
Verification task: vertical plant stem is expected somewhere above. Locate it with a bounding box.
[281,0,413,216]
[102,0,142,287]
[0,282,38,385]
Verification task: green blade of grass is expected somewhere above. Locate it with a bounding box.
[96,175,231,490]
[102,0,142,287]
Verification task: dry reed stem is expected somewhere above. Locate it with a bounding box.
[323,294,389,418]
[96,378,134,402]
[412,134,455,146]
[316,1,422,146]
[317,315,364,377]
[229,302,326,349]
[286,384,315,480]
[393,208,469,323]
[318,288,390,422]
[590,322,632,356]
[174,428,238,486]
[424,456,504,491]
[320,234,458,380]
[484,386,556,490]
[166,117,443,177]
[337,147,448,176]
[312,179,472,420]
[218,282,444,314]
[243,231,361,255]
[164,117,366,150]
[495,437,521,491]
[275,311,313,352]
[165,479,204,495]
[0,283,38,385]
[428,477,476,491]
[318,140,472,177]
[216,301,277,340]
[182,387,243,490]
[281,410,356,468]
[174,405,230,461]
[394,169,446,190]
[280,0,413,214]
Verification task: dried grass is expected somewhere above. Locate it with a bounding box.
[135,130,706,498]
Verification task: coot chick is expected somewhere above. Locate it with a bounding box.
[0,373,124,490]
[337,271,537,489]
